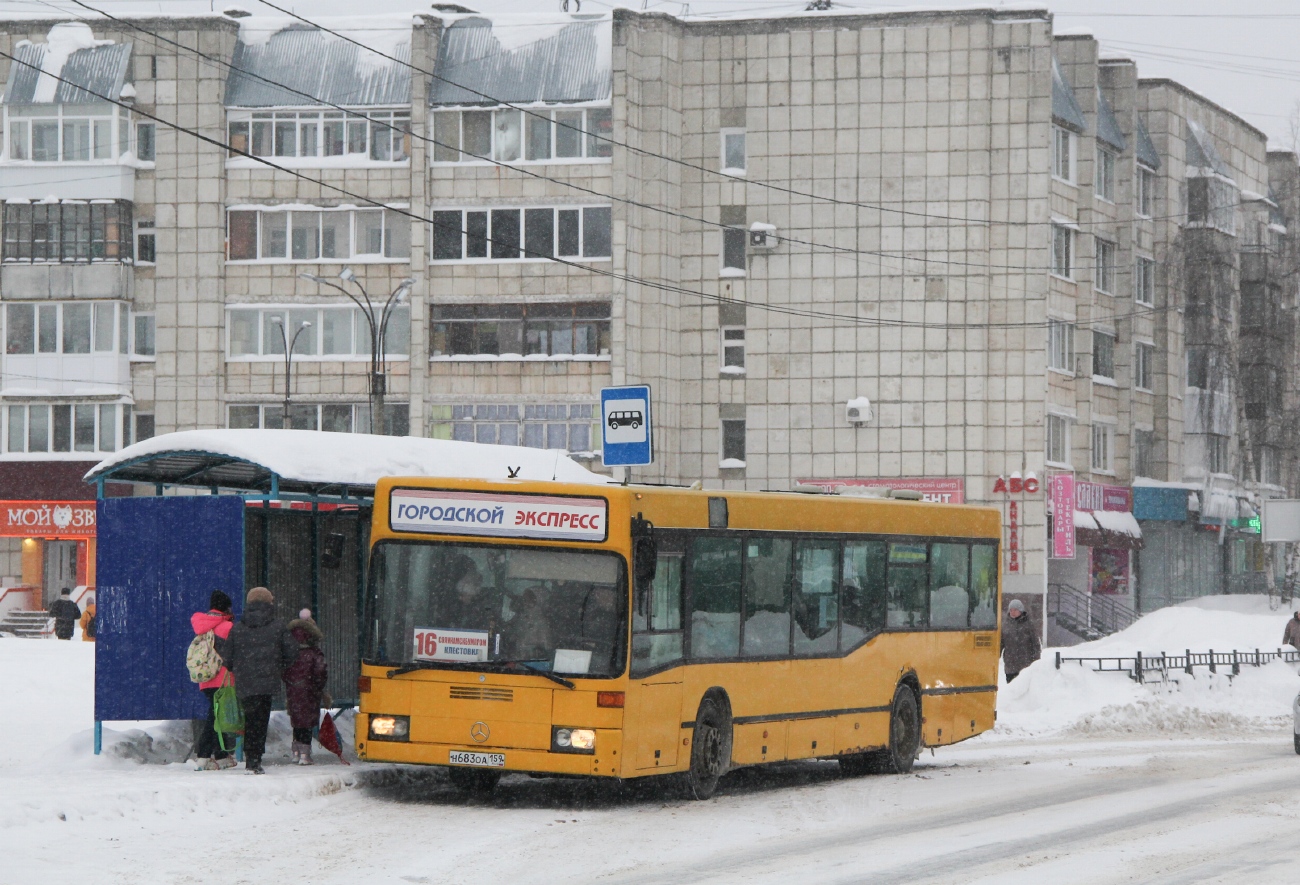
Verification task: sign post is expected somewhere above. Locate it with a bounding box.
[600,385,653,469]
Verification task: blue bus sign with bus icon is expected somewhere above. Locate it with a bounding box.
[601,385,653,467]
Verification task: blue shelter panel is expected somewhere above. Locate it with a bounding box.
[95,496,245,721]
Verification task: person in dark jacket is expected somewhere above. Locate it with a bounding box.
[48,588,81,640]
[283,608,330,765]
[1001,598,1042,683]
[223,586,295,774]
[1283,611,1300,650]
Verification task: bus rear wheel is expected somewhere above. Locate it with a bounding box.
[447,766,501,795]
[686,694,732,800]
[881,684,921,774]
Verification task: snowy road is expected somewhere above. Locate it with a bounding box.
[14,733,1300,885]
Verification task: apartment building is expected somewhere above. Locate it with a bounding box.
[0,8,1293,619]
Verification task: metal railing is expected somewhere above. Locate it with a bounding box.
[1056,647,1300,683]
[1047,582,1138,640]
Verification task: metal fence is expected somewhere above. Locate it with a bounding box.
[1055,647,1300,684]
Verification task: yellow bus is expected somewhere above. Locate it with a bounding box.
[357,477,1002,798]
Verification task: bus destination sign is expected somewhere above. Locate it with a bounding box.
[390,489,608,542]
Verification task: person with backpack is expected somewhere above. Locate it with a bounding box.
[48,588,80,640]
[189,590,237,771]
[79,595,97,642]
[284,608,330,765]
[223,586,296,775]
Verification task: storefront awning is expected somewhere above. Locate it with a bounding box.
[1074,508,1144,551]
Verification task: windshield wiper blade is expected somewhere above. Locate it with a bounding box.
[386,661,443,678]
[498,660,576,689]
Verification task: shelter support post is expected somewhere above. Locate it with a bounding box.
[94,720,101,755]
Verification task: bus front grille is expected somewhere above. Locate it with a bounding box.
[449,686,515,702]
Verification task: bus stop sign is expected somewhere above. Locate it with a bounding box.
[601,385,653,467]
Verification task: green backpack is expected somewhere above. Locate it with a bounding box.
[186,630,222,684]
[213,678,244,753]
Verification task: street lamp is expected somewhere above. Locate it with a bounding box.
[299,269,413,435]
[269,315,312,430]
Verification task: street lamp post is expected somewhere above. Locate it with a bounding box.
[270,316,312,430]
[299,269,413,434]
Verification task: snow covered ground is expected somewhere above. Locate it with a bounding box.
[4,596,1300,884]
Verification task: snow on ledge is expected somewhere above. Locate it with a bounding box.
[86,429,612,488]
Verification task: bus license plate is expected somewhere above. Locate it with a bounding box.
[450,750,505,768]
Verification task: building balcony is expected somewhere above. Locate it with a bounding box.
[0,164,134,202]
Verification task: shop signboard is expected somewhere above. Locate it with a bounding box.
[1051,474,1075,559]
[0,500,96,539]
[798,477,965,503]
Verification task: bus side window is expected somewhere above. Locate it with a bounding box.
[841,540,886,649]
[928,543,970,629]
[688,536,742,659]
[886,543,928,628]
[792,538,839,655]
[742,537,791,657]
[970,544,998,629]
[631,549,685,676]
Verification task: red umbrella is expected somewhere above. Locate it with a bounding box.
[317,712,350,765]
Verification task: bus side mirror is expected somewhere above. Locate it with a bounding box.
[631,513,657,585]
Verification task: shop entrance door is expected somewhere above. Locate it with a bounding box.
[43,540,78,605]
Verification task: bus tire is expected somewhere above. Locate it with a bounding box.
[1294,732,1300,755]
[447,766,501,795]
[686,693,732,800]
[882,684,921,774]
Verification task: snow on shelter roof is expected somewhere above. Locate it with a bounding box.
[428,14,611,106]
[4,23,131,106]
[224,18,412,108]
[85,429,611,496]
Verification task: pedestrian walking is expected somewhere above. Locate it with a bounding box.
[1001,598,1042,683]
[284,608,330,765]
[222,587,295,775]
[79,595,97,642]
[1284,611,1300,650]
[48,588,80,640]
[190,591,237,771]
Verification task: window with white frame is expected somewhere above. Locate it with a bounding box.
[3,201,133,263]
[6,301,128,355]
[1255,445,1281,486]
[721,128,746,174]
[1094,238,1117,294]
[1137,164,1155,217]
[1047,413,1072,465]
[1051,224,1074,279]
[226,206,410,262]
[1206,433,1230,474]
[1052,126,1076,183]
[1187,176,1237,233]
[1135,256,1155,305]
[229,402,409,436]
[430,206,611,261]
[428,403,598,454]
[135,220,156,264]
[132,313,155,359]
[429,302,611,358]
[1093,330,1115,381]
[5,105,134,162]
[1091,422,1115,473]
[431,107,611,163]
[1048,319,1075,373]
[4,401,129,455]
[1135,341,1154,391]
[720,326,745,373]
[1095,146,1116,201]
[228,109,410,162]
[226,305,409,359]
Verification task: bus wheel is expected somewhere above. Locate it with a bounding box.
[687,694,732,800]
[883,684,921,774]
[447,767,501,795]
[1294,732,1300,755]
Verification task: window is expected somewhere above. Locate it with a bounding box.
[721,417,746,466]
[1047,413,1072,465]
[432,107,610,163]
[1187,176,1237,233]
[430,205,611,261]
[1048,319,1075,373]
[428,403,597,454]
[5,301,127,354]
[228,109,409,162]
[721,128,746,174]
[5,106,133,163]
[1051,224,1073,279]
[1094,238,1116,294]
[1186,347,1221,390]
[226,207,409,261]
[135,220,156,264]
[1135,341,1154,391]
[1133,429,1154,478]
[689,537,743,659]
[2,201,132,263]
[1137,164,1155,217]
[133,313,156,358]
[228,402,410,436]
[135,123,155,162]
[429,302,610,358]
[886,542,928,629]
[1135,256,1155,306]
[1052,125,1075,183]
[841,540,886,648]
[1092,422,1115,473]
[4,401,127,455]
[1255,446,1281,486]
[133,412,155,444]
[720,326,745,373]
[631,537,685,676]
[1093,330,1115,381]
[1095,146,1116,201]
[792,539,839,654]
[743,537,792,657]
[1206,433,1229,474]
[721,205,746,276]
[226,306,410,359]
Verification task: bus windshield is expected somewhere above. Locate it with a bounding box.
[368,540,628,678]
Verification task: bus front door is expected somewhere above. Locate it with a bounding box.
[631,679,682,770]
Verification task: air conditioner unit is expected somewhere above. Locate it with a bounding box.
[846,397,873,425]
[749,222,778,249]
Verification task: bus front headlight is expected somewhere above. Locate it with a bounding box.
[370,715,410,741]
[552,727,596,754]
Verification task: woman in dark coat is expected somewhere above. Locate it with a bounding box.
[223,586,296,774]
[284,608,329,765]
[1001,598,1042,682]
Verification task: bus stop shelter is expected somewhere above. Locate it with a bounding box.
[84,429,608,750]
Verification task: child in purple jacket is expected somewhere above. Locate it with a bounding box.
[283,609,330,765]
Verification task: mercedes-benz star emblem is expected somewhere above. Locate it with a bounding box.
[470,721,490,743]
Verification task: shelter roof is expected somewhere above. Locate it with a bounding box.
[85,429,610,497]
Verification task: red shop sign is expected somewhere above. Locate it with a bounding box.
[0,500,96,538]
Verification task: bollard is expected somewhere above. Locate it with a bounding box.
[1232,649,1239,677]
[1209,649,1216,674]
[1185,648,1193,676]
[1055,651,1061,670]
[1135,650,1144,684]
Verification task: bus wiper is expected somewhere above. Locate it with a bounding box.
[386,661,443,678]
[497,660,576,690]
